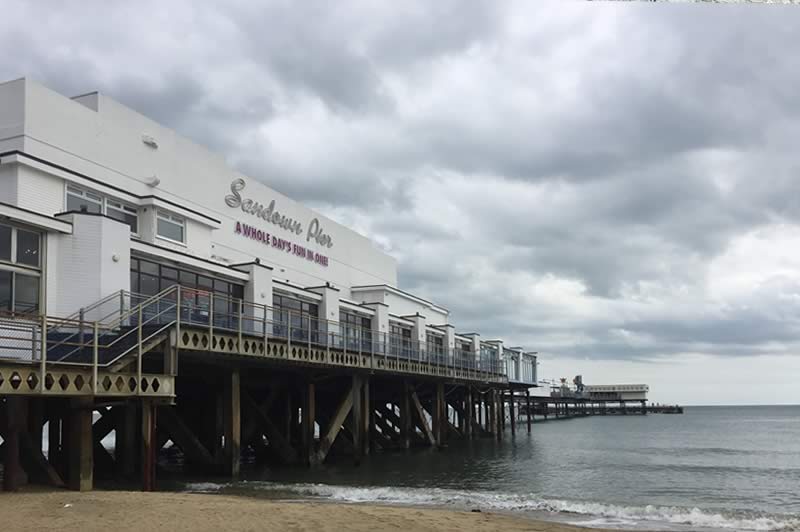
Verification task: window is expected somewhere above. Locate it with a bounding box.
[273,293,319,342]
[66,185,139,234]
[0,225,10,261]
[157,211,185,243]
[106,200,139,234]
[15,229,40,267]
[13,274,39,314]
[66,185,102,214]
[0,223,42,315]
[340,310,372,350]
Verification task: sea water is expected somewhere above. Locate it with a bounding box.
[179,405,800,531]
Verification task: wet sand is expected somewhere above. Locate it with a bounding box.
[0,490,620,532]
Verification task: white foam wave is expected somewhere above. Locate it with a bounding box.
[183,481,227,493]
[240,482,800,531]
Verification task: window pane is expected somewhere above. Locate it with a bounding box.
[16,229,40,267]
[230,284,244,300]
[198,276,213,290]
[140,272,158,295]
[107,205,138,233]
[13,273,39,314]
[140,260,158,276]
[130,271,139,294]
[0,224,10,261]
[157,214,184,242]
[66,191,101,214]
[0,270,10,311]
[161,266,178,280]
[179,271,197,287]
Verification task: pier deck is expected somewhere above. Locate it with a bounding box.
[0,286,526,492]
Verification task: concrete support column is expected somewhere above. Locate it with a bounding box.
[223,370,241,477]
[362,302,389,353]
[67,397,93,492]
[235,262,273,335]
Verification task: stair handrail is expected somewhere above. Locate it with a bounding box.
[105,285,180,330]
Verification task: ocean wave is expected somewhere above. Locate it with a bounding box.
[201,481,800,531]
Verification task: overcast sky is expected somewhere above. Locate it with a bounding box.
[3,2,799,405]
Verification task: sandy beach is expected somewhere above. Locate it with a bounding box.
[0,490,617,532]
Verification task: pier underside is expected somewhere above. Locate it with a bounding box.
[0,360,513,492]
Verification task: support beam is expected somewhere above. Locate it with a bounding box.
[47,408,62,470]
[401,381,411,449]
[116,404,137,478]
[352,375,363,465]
[302,381,316,466]
[223,370,241,477]
[526,389,532,433]
[3,397,27,491]
[509,391,516,437]
[465,387,473,439]
[361,377,370,457]
[67,397,93,492]
[157,407,215,466]
[316,380,358,464]
[141,400,156,492]
[242,390,298,465]
[410,388,435,446]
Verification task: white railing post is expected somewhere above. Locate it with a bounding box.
[262,304,268,344]
[209,292,215,351]
[92,321,99,394]
[137,305,143,395]
[238,298,244,351]
[176,285,182,353]
[284,310,291,358]
[39,314,47,391]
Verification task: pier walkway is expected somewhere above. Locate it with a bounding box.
[0,286,534,491]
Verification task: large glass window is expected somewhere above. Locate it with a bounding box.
[66,185,138,234]
[66,185,102,214]
[130,258,244,328]
[0,223,42,315]
[273,293,319,342]
[13,274,39,314]
[390,323,413,358]
[0,270,10,311]
[340,310,372,351]
[15,229,40,267]
[157,211,185,243]
[0,225,10,261]
[106,200,139,234]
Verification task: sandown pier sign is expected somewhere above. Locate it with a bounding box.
[225,178,332,267]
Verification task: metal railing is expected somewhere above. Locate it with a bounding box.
[0,285,512,390]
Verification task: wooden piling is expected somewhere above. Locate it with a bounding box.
[525,389,532,433]
[67,397,93,492]
[3,397,26,491]
[141,400,156,492]
[223,370,241,477]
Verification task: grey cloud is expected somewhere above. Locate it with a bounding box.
[3,2,800,385]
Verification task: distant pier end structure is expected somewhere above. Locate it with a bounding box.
[0,78,539,493]
[585,384,649,402]
[521,377,682,419]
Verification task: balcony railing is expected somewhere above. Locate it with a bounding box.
[0,286,528,388]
